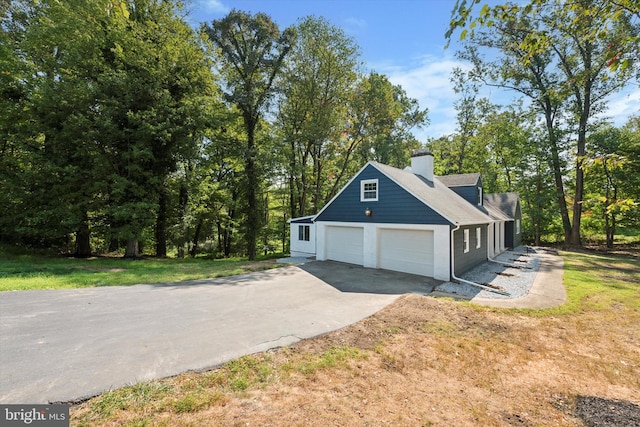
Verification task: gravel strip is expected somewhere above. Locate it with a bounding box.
[435,246,541,299]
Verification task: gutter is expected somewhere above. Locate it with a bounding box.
[450,224,511,297]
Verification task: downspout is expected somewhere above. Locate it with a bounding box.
[450,224,511,297]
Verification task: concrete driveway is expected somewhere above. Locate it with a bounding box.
[0,262,437,404]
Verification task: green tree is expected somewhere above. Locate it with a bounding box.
[203,10,294,260]
[0,0,35,244]
[1,0,215,257]
[583,125,632,247]
[351,73,428,169]
[95,0,215,257]
[277,16,360,217]
[1,0,120,254]
[450,0,640,245]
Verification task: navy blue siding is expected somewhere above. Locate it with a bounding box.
[450,187,476,205]
[453,225,487,275]
[504,201,523,248]
[315,164,452,225]
[449,177,483,206]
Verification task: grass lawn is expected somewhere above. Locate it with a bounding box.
[70,250,640,426]
[0,250,284,291]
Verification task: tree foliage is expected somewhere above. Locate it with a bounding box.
[203,10,294,260]
[448,0,640,246]
[1,0,216,256]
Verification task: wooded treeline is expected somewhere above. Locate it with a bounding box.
[0,0,427,258]
[0,0,638,259]
[444,0,640,246]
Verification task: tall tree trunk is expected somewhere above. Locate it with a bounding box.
[224,226,232,257]
[569,75,592,247]
[543,108,572,244]
[108,216,120,252]
[245,122,259,260]
[534,166,543,246]
[190,218,203,258]
[155,188,168,257]
[75,215,91,257]
[217,220,223,255]
[124,238,139,258]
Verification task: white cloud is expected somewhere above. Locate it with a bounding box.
[193,0,231,15]
[600,88,640,125]
[198,0,230,13]
[185,0,230,27]
[370,54,470,140]
[344,18,367,30]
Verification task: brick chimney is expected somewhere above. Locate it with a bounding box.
[411,149,434,181]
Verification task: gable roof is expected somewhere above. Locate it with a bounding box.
[483,203,512,221]
[370,162,492,226]
[288,215,314,224]
[437,173,481,187]
[483,192,520,219]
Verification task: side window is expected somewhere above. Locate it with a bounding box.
[463,229,470,253]
[476,227,481,249]
[477,187,483,206]
[516,219,521,235]
[298,225,310,241]
[360,179,378,202]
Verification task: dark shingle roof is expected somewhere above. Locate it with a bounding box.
[437,173,481,187]
[372,162,492,226]
[483,192,520,219]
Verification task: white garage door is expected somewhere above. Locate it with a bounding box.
[326,226,364,266]
[378,229,434,277]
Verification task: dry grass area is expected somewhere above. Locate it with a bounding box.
[72,251,640,426]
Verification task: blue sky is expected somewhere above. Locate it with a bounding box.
[186,0,640,141]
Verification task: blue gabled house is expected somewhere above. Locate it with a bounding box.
[289,150,520,281]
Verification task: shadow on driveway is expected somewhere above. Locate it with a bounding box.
[299,260,441,295]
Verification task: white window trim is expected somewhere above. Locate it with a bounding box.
[463,229,470,253]
[516,219,521,235]
[476,227,481,249]
[360,179,378,202]
[477,187,483,206]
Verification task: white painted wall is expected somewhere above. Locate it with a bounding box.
[289,223,316,257]
[315,221,451,281]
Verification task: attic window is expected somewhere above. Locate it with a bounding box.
[360,179,378,202]
[477,187,483,206]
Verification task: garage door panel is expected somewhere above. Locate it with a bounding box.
[326,226,364,266]
[378,229,434,277]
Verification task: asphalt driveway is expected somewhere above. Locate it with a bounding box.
[0,262,437,404]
